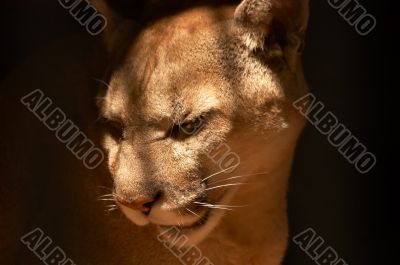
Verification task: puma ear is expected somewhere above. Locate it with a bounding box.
[89,0,146,52]
[234,0,274,51]
[89,0,119,51]
[234,0,309,68]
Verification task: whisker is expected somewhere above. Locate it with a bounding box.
[92,77,112,89]
[194,202,246,209]
[104,204,118,212]
[98,198,115,201]
[177,209,183,228]
[97,185,114,191]
[202,165,238,183]
[185,208,203,219]
[98,194,115,199]
[98,197,115,201]
[194,203,232,211]
[98,193,114,196]
[208,171,270,186]
[205,183,246,191]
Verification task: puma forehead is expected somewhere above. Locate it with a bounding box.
[102,6,286,126]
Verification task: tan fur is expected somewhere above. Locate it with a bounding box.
[0,1,309,264]
[96,0,309,264]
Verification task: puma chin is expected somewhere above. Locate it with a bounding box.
[96,0,309,256]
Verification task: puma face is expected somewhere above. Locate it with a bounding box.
[97,0,308,245]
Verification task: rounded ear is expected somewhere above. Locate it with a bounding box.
[89,0,119,50]
[234,0,309,69]
[89,0,147,52]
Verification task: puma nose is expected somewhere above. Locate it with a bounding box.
[116,195,159,213]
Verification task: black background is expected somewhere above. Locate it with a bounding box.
[0,0,393,264]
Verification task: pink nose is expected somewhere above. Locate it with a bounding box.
[116,196,155,213]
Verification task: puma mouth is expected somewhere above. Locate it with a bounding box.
[159,208,211,231]
[156,188,238,245]
[117,188,239,245]
[156,207,216,245]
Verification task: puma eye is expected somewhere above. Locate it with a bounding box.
[101,118,124,141]
[170,116,204,140]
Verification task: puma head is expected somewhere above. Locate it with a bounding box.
[93,0,309,244]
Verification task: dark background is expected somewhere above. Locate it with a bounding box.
[0,0,393,264]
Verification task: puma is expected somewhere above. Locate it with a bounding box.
[0,0,309,264]
[94,0,309,263]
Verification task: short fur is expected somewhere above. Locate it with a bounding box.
[0,0,309,264]
[95,0,309,264]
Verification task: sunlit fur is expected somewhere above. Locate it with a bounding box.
[96,0,309,264]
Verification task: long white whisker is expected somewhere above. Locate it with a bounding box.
[194,202,245,208]
[105,204,118,212]
[98,198,115,201]
[105,207,118,212]
[92,77,112,89]
[205,183,246,191]
[208,171,270,185]
[194,203,232,211]
[98,194,114,197]
[202,165,238,182]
